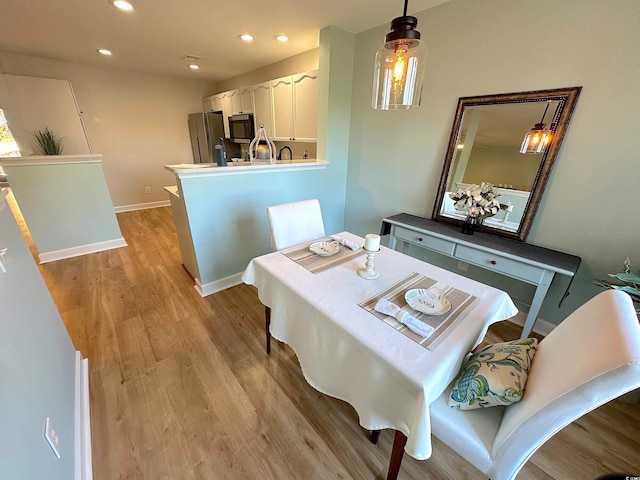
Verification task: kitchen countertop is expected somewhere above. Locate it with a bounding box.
[165,159,329,178]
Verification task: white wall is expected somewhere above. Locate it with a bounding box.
[344,0,640,324]
[2,74,90,155]
[0,52,212,208]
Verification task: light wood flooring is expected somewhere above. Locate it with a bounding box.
[20,203,640,479]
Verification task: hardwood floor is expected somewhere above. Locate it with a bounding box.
[25,205,640,479]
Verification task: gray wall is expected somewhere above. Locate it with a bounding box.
[0,192,77,479]
[343,0,640,325]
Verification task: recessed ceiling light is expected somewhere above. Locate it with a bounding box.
[97,49,113,56]
[188,64,200,70]
[112,0,133,11]
[274,34,289,42]
[238,34,254,42]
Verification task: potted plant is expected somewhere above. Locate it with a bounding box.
[448,182,507,234]
[594,257,640,317]
[32,127,65,155]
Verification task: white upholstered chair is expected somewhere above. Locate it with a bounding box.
[422,289,640,480]
[262,199,325,354]
[266,199,325,251]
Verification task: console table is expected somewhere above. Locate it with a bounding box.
[380,213,581,338]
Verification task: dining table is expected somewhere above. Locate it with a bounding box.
[242,231,518,479]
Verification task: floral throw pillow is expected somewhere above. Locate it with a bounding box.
[448,338,538,410]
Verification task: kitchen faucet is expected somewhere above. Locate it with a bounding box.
[277,146,292,161]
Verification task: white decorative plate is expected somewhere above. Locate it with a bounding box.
[405,288,452,315]
[309,241,340,257]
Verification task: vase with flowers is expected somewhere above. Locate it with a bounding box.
[449,182,505,235]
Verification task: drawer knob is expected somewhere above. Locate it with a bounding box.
[417,237,423,242]
[490,260,497,265]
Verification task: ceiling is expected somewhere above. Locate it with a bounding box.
[0,0,449,83]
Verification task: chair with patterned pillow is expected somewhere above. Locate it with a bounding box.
[408,289,640,480]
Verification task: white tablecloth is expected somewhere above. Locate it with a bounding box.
[242,232,517,460]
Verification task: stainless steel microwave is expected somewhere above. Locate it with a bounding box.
[228,113,255,143]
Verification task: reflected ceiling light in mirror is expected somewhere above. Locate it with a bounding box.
[188,64,200,70]
[372,0,427,110]
[238,34,254,42]
[520,101,553,154]
[97,49,113,56]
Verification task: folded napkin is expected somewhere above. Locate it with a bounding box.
[331,235,361,251]
[374,298,434,338]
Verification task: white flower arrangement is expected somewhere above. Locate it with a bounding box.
[449,182,504,218]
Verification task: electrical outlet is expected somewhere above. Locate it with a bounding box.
[457,260,469,272]
[144,186,151,194]
[44,417,62,459]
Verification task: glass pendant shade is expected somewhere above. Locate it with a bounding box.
[372,13,427,110]
[520,123,553,154]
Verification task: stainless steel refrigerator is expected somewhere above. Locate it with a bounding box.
[188,112,238,163]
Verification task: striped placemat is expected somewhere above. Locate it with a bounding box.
[281,237,366,273]
[359,272,478,350]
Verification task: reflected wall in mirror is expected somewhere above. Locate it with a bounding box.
[433,87,581,241]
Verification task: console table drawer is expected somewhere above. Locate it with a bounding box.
[455,245,545,284]
[394,226,455,255]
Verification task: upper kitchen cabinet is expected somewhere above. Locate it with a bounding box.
[204,95,214,112]
[271,70,318,142]
[292,71,318,141]
[219,91,234,138]
[252,81,274,137]
[239,87,253,113]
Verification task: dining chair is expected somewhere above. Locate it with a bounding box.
[404,289,640,480]
[263,199,325,353]
[266,198,325,251]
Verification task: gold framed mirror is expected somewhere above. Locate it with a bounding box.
[432,87,581,241]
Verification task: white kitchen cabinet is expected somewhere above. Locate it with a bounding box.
[203,95,215,112]
[271,70,317,142]
[239,87,253,113]
[292,70,318,142]
[219,91,234,138]
[271,76,294,140]
[252,81,274,137]
[230,90,242,114]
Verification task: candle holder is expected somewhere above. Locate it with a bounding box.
[358,248,380,279]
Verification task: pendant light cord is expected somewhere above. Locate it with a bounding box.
[403,0,409,16]
[539,101,550,124]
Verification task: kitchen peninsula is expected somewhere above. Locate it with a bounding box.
[164,159,330,296]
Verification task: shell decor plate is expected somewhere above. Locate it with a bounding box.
[405,288,452,315]
[309,241,340,257]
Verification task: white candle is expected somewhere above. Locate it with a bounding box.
[364,234,380,252]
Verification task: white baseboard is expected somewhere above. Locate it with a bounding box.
[114,200,170,213]
[195,272,243,297]
[39,237,127,263]
[507,308,556,337]
[75,352,93,480]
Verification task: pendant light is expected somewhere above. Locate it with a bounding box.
[520,101,554,154]
[372,0,427,110]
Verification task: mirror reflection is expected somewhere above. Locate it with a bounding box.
[433,88,581,241]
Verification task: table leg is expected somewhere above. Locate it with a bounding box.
[521,270,555,338]
[265,306,271,354]
[386,430,407,480]
[370,429,381,444]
